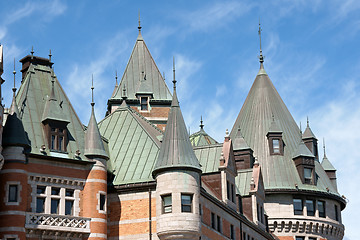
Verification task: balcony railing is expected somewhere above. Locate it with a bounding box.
[25,212,91,233]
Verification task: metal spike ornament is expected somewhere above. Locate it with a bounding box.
[258,20,265,66]
[91,74,95,107]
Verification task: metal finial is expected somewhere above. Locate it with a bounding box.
[13,58,16,93]
[225,129,229,137]
[323,138,326,157]
[299,121,302,135]
[31,46,34,59]
[258,19,264,66]
[115,70,118,86]
[138,11,142,33]
[122,84,127,99]
[49,49,52,61]
[200,116,204,130]
[91,74,95,107]
[307,116,309,127]
[163,72,165,81]
[172,56,176,89]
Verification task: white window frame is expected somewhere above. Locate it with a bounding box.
[3,234,19,240]
[97,191,107,214]
[4,181,21,206]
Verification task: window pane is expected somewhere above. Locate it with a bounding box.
[162,195,172,213]
[217,215,222,233]
[65,200,74,215]
[37,186,46,194]
[141,97,148,110]
[318,200,326,218]
[306,200,315,216]
[211,212,215,229]
[51,187,60,195]
[51,199,60,214]
[293,198,303,215]
[100,194,106,211]
[304,168,312,179]
[8,185,18,202]
[295,237,305,240]
[66,189,74,197]
[335,205,339,221]
[230,224,234,240]
[59,136,63,150]
[273,139,280,153]
[51,135,56,149]
[36,197,45,213]
[181,194,192,212]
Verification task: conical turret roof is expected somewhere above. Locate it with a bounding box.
[321,144,336,171]
[302,119,317,140]
[189,117,218,147]
[293,140,315,159]
[152,77,201,177]
[84,84,109,160]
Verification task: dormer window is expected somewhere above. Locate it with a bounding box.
[267,134,284,155]
[273,139,280,153]
[140,97,149,111]
[50,127,66,151]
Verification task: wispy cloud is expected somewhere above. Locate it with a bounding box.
[180,1,254,32]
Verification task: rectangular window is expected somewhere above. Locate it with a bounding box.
[51,198,60,214]
[216,215,222,233]
[231,184,235,202]
[8,185,18,202]
[162,194,172,214]
[211,212,215,229]
[306,199,315,216]
[181,194,192,212]
[293,198,303,215]
[51,187,60,195]
[65,189,74,197]
[318,200,326,218]
[243,232,246,240]
[36,197,45,213]
[295,237,305,240]
[230,224,235,240]
[273,139,280,153]
[309,238,317,240]
[227,181,230,200]
[304,168,312,184]
[100,193,106,211]
[335,204,339,221]
[257,203,260,221]
[65,200,74,215]
[261,206,264,223]
[37,186,46,194]
[140,97,148,111]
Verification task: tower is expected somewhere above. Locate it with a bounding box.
[83,77,109,240]
[152,60,202,240]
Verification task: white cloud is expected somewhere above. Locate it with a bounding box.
[182,1,254,32]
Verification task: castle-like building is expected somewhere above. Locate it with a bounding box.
[0,23,346,240]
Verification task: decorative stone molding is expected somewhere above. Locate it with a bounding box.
[269,218,344,238]
[29,175,85,187]
[25,212,91,234]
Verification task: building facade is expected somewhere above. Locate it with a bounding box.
[0,25,345,240]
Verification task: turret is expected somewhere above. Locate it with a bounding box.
[152,59,202,240]
[292,139,316,185]
[233,127,254,170]
[321,140,337,190]
[82,77,109,240]
[302,117,319,161]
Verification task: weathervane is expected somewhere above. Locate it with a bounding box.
[172,56,176,89]
[91,74,95,107]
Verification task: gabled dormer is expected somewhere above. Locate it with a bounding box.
[266,116,284,156]
[292,140,316,185]
[219,129,237,210]
[302,118,319,161]
[135,73,153,112]
[41,71,69,152]
[232,127,254,170]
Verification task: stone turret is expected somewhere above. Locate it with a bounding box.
[302,118,319,161]
[152,61,202,240]
[82,79,109,240]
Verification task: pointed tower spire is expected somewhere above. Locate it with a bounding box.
[323,138,327,158]
[152,61,201,177]
[138,11,142,34]
[200,115,204,130]
[258,19,265,68]
[10,58,19,116]
[31,46,34,59]
[115,70,118,86]
[84,76,109,159]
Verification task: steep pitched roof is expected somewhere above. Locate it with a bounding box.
[193,144,223,173]
[232,128,251,151]
[152,82,201,177]
[230,62,340,196]
[293,141,315,159]
[302,119,317,140]
[16,56,87,160]
[98,105,163,185]
[111,31,171,101]
[190,119,218,147]
[321,149,336,171]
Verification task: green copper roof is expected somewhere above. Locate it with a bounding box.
[152,84,201,177]
[16,57,88,160]
[293,141,315,159]
[230,63,340,196]
[193,144,223,173]
[236,169,253,196]
[111,31,171,101]
[190,129,218,147]
[321,153,336,171]
[98,105,163,185]
[232,128,251,151]
[84,105,109,159]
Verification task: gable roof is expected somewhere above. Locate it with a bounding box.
[111,32,172,102]
[16,56,87,160]
[98,104,163,185]
[190,129,218,147]
[193,144,223,173]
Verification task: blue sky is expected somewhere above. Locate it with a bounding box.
[1,1,359,238]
